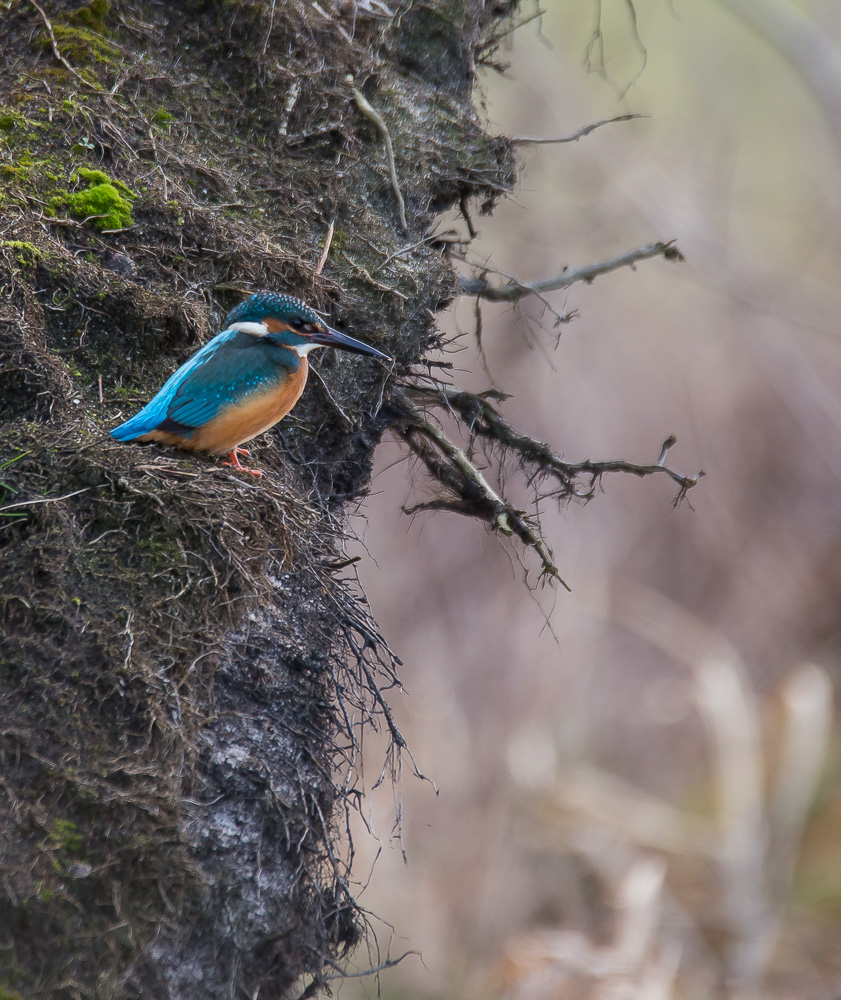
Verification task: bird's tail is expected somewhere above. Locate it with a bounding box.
[110,409,157,441]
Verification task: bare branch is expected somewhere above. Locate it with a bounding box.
[389,376,703,590]
[459,240,684,302]
[509,113,647,145]
[408,385,704,505]
[391,391,570,589]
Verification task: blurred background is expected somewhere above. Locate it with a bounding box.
[344,2,841,997]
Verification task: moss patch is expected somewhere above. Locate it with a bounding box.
[49,167,135,231]
[34,0,118,71]
[47,23,120,68]
[68,0,111,35]
[0,241,43,268]
[0,107,45,152]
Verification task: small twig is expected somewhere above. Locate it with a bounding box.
[457,252,572,324]
[406,410,509,525]
[278,78,302,138]
[29,0,85,84]
[307,363,353,427]
[509,113,646,145]
[0,487,90,513]
[315,219,335,275]
[321,555,362,571]
[98,375,103,404]
[459,192,477,239]
[324,950,419,981]
[459,240,684,302]
[392,392,570,589]
[293,977,324,1000]
[479,6,546,58]
[369,233,441,274]
[656,434,677,466]
[349,78,408,231]
[261,0,277,54]
[503,7,546,35]
[122,610,135,670]
[340,251,408,299]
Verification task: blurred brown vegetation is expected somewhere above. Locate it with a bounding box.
[341,2,841,999]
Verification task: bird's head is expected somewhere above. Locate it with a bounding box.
[224,292,391,361]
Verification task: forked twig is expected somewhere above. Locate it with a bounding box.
[392,390,570,589]
[460,240,684,302]
[411,385,704,504]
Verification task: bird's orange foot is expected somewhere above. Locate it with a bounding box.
[222,449,263,477]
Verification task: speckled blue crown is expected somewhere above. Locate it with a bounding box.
[223,292,322,328]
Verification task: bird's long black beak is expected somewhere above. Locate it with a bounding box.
[312,326,391,361]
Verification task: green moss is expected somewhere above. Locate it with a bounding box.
[0,107,43,138]
[74,167,133,198]
[68,0,111,34]
[46,24,120,67]
[0,241,43,267]
[329,226,348,251]
[165,198,185,225]
[152,108,175,125]
[0,988,25,1000]
[50,819,84,856]
[49,168,136,231]
[136,532,186,574]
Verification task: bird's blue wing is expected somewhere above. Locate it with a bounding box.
[111,329,289,441]
[164,334,287,430]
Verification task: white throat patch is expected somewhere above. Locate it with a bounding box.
[293,342,326,357]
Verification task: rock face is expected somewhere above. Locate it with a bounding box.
[0,0,515,996]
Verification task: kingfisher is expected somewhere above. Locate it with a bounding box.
[110,291,390,476]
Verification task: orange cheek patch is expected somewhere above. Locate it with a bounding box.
[263,318,294,335]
